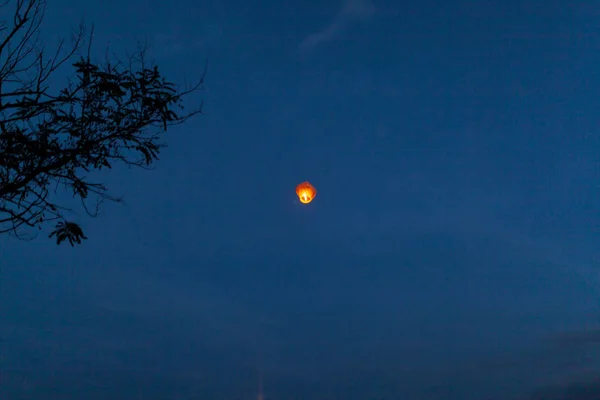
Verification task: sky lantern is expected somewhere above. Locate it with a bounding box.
[296,181,317,204]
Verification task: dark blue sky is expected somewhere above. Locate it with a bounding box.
[2,0,600,399]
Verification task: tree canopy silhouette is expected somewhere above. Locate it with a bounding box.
[0,0,204,246]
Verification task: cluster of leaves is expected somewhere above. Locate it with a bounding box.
[0,0,203,244]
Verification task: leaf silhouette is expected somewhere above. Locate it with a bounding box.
[48,221,88,246]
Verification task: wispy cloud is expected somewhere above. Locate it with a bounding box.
[298,0,375,55]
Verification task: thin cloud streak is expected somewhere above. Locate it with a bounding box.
[298,0,375,55]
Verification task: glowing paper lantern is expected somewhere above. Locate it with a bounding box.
[296,181,317,204]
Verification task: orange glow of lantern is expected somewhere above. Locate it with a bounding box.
[296,181,317,204]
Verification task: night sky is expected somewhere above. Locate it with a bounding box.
[2,0,600,399]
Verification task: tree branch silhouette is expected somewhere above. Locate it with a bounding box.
[0,0,204,245]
